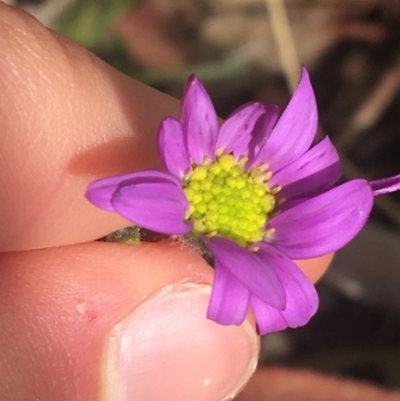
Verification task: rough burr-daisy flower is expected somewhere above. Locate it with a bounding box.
[85,68,400,335]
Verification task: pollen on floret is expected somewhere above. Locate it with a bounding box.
[183,153,276,248]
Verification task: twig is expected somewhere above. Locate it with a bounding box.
[337,60,400,150]
[265,0,300,93]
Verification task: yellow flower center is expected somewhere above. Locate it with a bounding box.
[183,154,276,247]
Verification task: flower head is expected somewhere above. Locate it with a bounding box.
[86,69,400,335]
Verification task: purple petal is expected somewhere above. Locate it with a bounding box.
[207,264,250,325]
[247,103,279,159]
[158,117,191,178]
[249,68,318,171]
[216,102,267,158]
[85,170,180,212]
[369,173,400,196]
[181,75,218,164]
[111,177,192,235]
[206,237,286,310]
[250,296,287,334]
[250,243,319,335]
[268,179,374,259]
[271,136,342,206]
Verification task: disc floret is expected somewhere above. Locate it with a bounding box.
[183,154,275,247]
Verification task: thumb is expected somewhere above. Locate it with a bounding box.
[0,241,258,401]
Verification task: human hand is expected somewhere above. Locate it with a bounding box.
[0,4,331,400]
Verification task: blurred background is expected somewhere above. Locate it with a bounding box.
[6,0,400,399]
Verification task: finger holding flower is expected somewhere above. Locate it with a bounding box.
[86,68,400,335]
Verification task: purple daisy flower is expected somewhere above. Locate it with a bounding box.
[86,68,400,335]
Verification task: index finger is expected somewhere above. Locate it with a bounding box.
[0,4,178,251]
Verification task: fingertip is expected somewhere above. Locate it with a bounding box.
[0,241,258,401]
[0,3,181,251]
[295,253,334,283]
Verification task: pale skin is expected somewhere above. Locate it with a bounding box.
[0,4,332,401]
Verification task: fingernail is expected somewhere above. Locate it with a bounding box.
[102,283,258,401]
